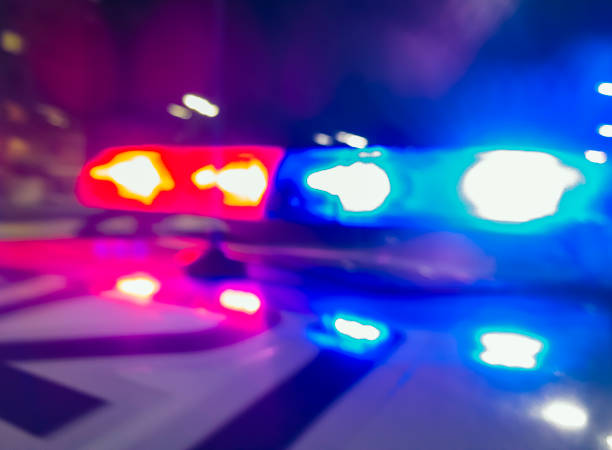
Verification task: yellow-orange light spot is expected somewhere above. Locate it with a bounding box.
[90,151,175,205]
[191,159,268,206]
[219,289,261,314]
[114,273,160,305]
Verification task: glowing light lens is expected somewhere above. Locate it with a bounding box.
[479,332,544,369]
[335,131,368,149]
[597,82,612,96]
[310,314,390,354]
[219,289,261,314]
[306,162,391,212]
[584,150,607,164]
[541,400,588,430]
[606,434,612,448]
[90,151,175,204]
[167,103,192,119]
[598,124,612,137]
[192,160,268,206]
[115,273,160,303]
[334,317,382,341]
[313,133,333,146]
[182,94,219,118]
[460,150,583,223]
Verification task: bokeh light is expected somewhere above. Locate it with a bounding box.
[461,150,583,223]
[540,400,588,430]
[182,93,219,118]
[478,331,544,369]
[306,162,391,212]
[219,289,262,314]
[90,151,175,205]
[584,150,607,164]
[115,273,161,304]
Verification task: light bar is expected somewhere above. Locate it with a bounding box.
[77,145,284,221]
[80,145,607,232]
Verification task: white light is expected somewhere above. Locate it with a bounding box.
[182,94,219,118]
[597,83,612,96]
[167,103,192,119]
[115,274,160,303]
[193,167,217,188]
[219,289,261,314]
[605,434,612,448]
[460,150,583,223]
[598,125,612,137]
[585,149,607,164]
[334,318,381,341]
[306,162,391,212]
[335,131,368,149]
[217,165,267,203]
[359,150,382,158]
[90,151,175,204]
[479,332,543,369]
[106,156,162,199]
[541,400,588,430]
[192,161,268,206]
[313,133,333,146]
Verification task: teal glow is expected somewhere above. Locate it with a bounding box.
[299,147,408,224]
[460,150,583,223]
[454,147,609,233]
[274,145,610,233]
[309,312,390,354]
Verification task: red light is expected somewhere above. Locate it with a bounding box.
[77,145,284,220]
[173,247,205,266]
[111,273,160,305]
[90,151,175,205]
[192,159,269,206]
[219,288,261,314]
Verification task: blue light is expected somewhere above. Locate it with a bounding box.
[272,146,410,226]
[333,316,385,341]
[306,162,391,212]
[460,150,583,223]
[271,146,607,233]
[597,82,612,96]
[475,329,547,370]
[598,124,612,137]
[308,312,390,354]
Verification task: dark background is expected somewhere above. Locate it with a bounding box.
[2,0,612,217]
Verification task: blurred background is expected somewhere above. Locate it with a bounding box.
[2,0,612,228]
